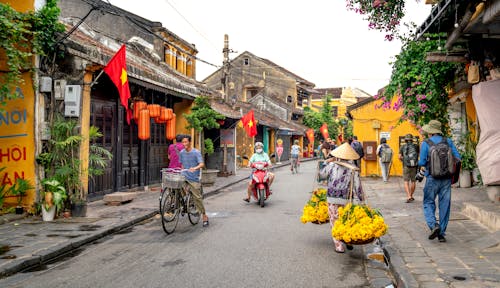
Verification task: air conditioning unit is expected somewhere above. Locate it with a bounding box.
[64,85,81,117]
[54,80,66,100]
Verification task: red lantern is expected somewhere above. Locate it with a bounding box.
[133,101,147,121]
[165,108,173,121]
[154,117,166,124]
[158,107,173,122]
[217,119,225,125]
[147,104,160,118]
[138,109,150,140]
[166,113,176,140]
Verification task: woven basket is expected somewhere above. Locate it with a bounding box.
[162,172,185,189]
[344,238,375,245]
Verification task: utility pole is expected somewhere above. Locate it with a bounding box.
[222,34,230,103]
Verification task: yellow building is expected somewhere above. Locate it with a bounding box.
[309,87,371,117]
[347,96,421,178]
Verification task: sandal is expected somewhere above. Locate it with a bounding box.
[334,241,345,253]
[243,198,250,203]
[203,219,209,227]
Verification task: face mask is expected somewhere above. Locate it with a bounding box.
[256,148,263,153]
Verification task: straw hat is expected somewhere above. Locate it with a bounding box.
[329,142,360,160]
[422,120,443,135]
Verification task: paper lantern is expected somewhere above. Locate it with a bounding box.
[166,113,176,140]
[147,104,160,118]
[133,101,147,121]
[158,107,173,122]
[138,109,150,140]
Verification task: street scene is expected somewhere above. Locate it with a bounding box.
[1,0,499,288]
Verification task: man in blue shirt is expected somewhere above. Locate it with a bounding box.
[418,120,460,243]
[179,135,209,227]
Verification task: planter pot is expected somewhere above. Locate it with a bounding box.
[71,202,87,217]
[15,206,23,215]
[42,206,56,221]
[201,169,219,187]
[459,170,472,188]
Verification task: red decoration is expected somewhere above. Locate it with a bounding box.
[241,110,257,137]
[147,104,160,118]
[320,123,329,140]
[138,109,150,140]
[166,113,176,140]
[306,128,315,144]
[103,45,132,124]
[133,101,147,121]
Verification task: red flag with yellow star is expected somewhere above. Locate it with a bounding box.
[241,109,257,137]
[104,45,132,124]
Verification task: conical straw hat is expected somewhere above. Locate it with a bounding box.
[329,142,360,160]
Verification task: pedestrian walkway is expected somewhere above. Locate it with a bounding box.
[0,160,498,288]
[363,177,500,288]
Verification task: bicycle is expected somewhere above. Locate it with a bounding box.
[159,168,201,234]
[291,157,299,174]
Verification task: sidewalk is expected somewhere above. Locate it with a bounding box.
[0,166,254,279]
[1,161,499,288]
[363,177,500,288]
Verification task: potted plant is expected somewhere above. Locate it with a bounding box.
[8,178,35,214]
[458,130,477,188]
[36,114,111,217]
[184,96,225,186]
[40,178,66,221]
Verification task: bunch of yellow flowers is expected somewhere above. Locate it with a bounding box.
[300,188,329,224]
[332,203,388,244]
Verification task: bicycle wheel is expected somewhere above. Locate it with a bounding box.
[160,188,179,234]
[186,193,201,225]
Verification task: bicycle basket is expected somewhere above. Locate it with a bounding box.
[162,170,185,189]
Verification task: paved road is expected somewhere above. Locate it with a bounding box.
[0,161,373,288]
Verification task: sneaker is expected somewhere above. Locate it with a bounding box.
[429,226,440,240]
[438,235,446,242]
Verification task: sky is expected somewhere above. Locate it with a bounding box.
[110,0,432,96]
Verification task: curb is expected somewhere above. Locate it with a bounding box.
[0,210,158,279]
[385,245,419,288]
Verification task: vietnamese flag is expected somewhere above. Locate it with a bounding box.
[241,109,257,137]
[104,45,132,124]
[320,123,329,140]
[306,128,315,144]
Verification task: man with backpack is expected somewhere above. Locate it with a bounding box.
[418,120,461,243]
[399,134,419,203]
[350,136,365,169]
[376,137,393,182]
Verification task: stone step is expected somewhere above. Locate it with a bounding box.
[103,192,137,206]
[462,201,500,232]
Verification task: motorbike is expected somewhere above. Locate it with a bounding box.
[249,161,272,207]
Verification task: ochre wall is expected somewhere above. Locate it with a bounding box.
[0,1,36,208]
[350,98,420,178]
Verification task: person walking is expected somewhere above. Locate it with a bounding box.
[418,120,460,243]
[399,134,419,203]
[179,135,209,227]
[290,139,301,172]
[167,134,185,168]
[350,135,365,169]
[319,143,364,253]
[376,138,393,182]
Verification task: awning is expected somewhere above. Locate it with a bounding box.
[128,77,194,100]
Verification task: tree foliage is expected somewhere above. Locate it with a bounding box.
[379,33,461,131]
[303,95,340,141]
[0,0,64,108]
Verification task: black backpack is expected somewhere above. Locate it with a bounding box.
[425,138,456,179]
[402,143,419,167]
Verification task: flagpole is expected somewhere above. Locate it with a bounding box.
[89,70,105,87]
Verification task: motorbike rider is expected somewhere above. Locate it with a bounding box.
[243,142,275,202]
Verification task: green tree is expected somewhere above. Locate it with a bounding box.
[183,96,225,158]
[303,95,339,141]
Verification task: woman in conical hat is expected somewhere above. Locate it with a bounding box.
[319,142,364,253]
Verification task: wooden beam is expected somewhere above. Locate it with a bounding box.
[426,52,468,63]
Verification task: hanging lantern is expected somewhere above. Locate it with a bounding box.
[166,113,176,140]
[217,119,225,126]
[165,108,173,121]
[158,107,173,122]
[138,109,150,140]
[147,104,160,118]
[154,117,167,124]
[133,101,147,121]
